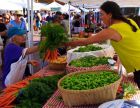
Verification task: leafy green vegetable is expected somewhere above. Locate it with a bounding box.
[61,71,120,90]
[74,44,103,52]
[123,83,136,94]
[39,23,68,58]
[69,56,111,67]
[15,74,64,108]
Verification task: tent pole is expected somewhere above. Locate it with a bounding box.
[30,0,34,74]
[83,4,85,25]
[31,0,34,48]
[68,1,71,37]
[27,0,34,74]
[139,8,140,15]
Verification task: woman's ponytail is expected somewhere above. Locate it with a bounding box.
[121,17,137,32]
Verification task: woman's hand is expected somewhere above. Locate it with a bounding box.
[28,60,40,66]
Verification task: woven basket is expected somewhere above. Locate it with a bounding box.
[66,64,110,73]
[58,70,122,107]
[48,63,67,70]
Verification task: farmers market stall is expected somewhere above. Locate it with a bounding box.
[43,74,140,108]
[0,65,140,108]
[1,19,140,108]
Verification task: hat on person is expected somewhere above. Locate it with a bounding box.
[7,27,26,38]
[15,10,23,16]
[56,11,62,15]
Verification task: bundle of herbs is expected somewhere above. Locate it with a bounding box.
[61,71,120,90]
[39,23,68,62]
[69,56,111,67]
[15,74,64,108]
[74,44,103,52]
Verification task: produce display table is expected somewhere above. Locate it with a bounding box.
[0,66,65,108]
[2,65,139,108]
[43,75,140,108]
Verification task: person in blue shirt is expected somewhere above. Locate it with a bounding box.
[8,11,27,31]
[2,27,39,88]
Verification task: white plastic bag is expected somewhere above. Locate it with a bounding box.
[0,36,3,51]
[98,99,124,108]
[0,36,3,65]
[5,48,28,87]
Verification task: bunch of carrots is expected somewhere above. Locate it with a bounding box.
[40,23,68,62]
[44,49,59,62]
[0,73,42,108]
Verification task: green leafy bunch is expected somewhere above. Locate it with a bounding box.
[39,23,68,58]
[74,44,103,52]
[15,74,64,108]
[61,71,120,90]
[69,56,111,67]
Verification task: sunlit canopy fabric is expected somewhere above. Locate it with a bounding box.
[0,0,23,10]
[61,4,81,13]
[58,0,140,8]
[33,3,48,10]
[45,1,64,11]
[0,0,45,10]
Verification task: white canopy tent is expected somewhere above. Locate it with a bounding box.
[2,0,44,10]
[6,0,28,8]
[61,4,81,13]
[112,0,140,7]
[34,3,48,10]
[11,0,48,10]
[0,0,23,10]
[45,1,64,11]
[58,0,140,8]
[58,0,104,8]
[79,7,89,12]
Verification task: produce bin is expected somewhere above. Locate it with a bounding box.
[48,63,67,70]
[66,56,111,73]
[67,44,114,64]
[58,70,122,107]
[66,64,110,73]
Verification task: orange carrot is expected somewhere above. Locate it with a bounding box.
[44,49,59,62]
[0,71,42,108]
[3,105,15,108]
[0,93,15,107]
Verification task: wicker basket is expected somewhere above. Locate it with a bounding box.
[58,70,122,107]
[48,63,67,70]
[66,64,110,73]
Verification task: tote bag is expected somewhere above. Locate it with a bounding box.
[0,36,3,65]
[5,48,28,87]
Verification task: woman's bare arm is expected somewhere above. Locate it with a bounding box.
[25,46,39,55]
[65,28,122,47]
